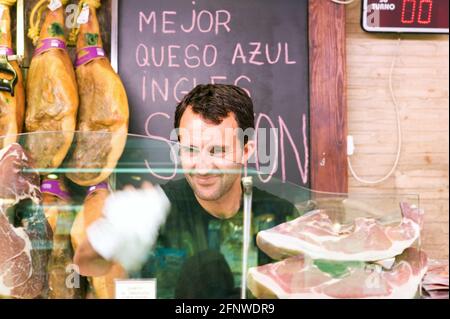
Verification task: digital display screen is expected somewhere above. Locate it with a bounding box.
[362,0,449,33]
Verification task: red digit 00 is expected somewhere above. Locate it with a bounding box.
[402,0,417,24]
[418,0,433,24]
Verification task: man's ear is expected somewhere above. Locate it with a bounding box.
[241,140,256,165]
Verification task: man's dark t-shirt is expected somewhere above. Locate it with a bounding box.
[137,178,299,299]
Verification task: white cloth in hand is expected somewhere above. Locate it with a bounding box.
[87,185,171,272]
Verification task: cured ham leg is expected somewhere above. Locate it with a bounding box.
[71,182,127,299]
[0,1,25,149]
[25,1,78,173]
[41,178,71,233]
[66,0,129,186]
[257,202,423,261]
[41,178,84,298]
[247,248,428,299]
[0,143,52,299]
[0,143,41,204]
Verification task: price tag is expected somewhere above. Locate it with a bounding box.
[48,0,62,12]
[115,279,157,299]
[77,4,90,25]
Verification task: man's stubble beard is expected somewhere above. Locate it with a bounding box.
[186,172,241,202]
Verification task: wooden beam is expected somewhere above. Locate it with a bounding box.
[309,0,348,193]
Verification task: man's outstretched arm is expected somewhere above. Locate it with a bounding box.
[73,183,171,276]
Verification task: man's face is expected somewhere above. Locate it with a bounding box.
[178,107,253,202]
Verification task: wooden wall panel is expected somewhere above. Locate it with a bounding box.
[309,0,348,193]
[346,1,449,259]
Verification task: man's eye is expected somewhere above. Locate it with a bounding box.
[210,146,226,156]
[181,146,199,154]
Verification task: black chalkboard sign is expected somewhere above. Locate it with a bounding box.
[118,0,310,187]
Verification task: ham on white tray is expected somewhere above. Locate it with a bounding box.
[247,247,428,299]
[421,259,449,299]
[257,202,423,261]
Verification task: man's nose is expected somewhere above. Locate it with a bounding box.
[194,151,214,175]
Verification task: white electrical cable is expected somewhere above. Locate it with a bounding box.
[330,0,356,5]
[347,37,403,185]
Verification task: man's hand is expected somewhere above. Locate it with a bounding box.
[75,182,171,275]
[74,238,113,277]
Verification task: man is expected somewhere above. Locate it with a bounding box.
[75,84,299,298]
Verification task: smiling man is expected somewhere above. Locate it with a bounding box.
[75,84,299,299]
[175,84,255,219]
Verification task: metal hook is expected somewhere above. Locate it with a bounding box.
[0,54,19,96]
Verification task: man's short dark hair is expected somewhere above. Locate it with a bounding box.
[174,84,255,143]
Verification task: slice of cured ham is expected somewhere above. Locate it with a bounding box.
[247,247,428,299]
[257,202,423,261]
[0,143,52,299]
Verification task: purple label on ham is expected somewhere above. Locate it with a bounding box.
[0,46,14,56]
[76,46,106,67]
[87,182,109,196]
[41,180,70,201]
[33,38,67,57]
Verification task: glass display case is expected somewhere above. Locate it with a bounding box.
[0,132,425,299]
